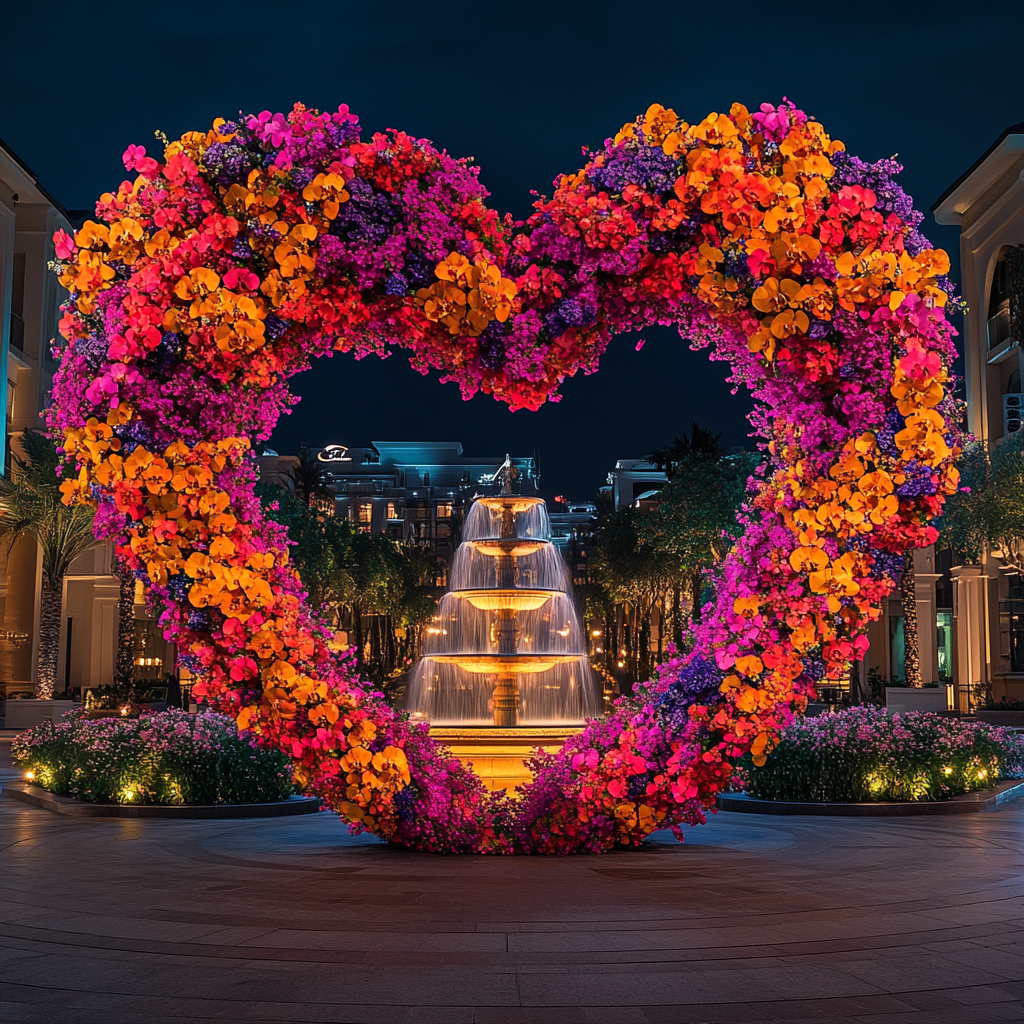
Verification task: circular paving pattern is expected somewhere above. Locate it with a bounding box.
[2,782,1021,1024]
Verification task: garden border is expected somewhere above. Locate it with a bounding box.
[0,780,321,818]
[716,778,1024,816]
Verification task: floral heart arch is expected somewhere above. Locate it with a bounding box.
[51,100,959,853]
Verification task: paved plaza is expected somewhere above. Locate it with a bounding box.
[1,768,1022,1024]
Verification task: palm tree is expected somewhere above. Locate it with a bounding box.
[0,431,96,697]
[900,551,923,687]
[291,447,333,507]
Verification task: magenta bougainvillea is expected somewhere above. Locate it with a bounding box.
[49,100,961,852]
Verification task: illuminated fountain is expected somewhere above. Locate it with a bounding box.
[405,462,601,785]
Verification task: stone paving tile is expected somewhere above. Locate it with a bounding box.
[2,789,1022,1024]
[941,984,1022,1004]
[641,1004,771,1023]
[937,946,1024,978]
[837,955,1014,992]
[852,1011,1022,1024]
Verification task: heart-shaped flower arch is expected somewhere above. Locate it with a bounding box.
[50,100,960,853]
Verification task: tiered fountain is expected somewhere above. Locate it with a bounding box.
[405,459,601,788]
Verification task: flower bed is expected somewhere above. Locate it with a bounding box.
[12,709,294,805]
[742,706,1024,803]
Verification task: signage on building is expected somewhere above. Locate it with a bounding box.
[317,445,352,463]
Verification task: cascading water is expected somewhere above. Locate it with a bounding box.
[405,494,601,726]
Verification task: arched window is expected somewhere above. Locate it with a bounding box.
[988,255,1011,349]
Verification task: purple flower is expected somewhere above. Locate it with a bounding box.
[203,142,258,187]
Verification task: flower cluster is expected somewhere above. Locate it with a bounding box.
[741,705,1024,802]
[12,709,294,805]
[47,100,960,852]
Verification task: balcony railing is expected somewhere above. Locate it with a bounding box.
[1004,392,1023,436]
[988,309,1011,350]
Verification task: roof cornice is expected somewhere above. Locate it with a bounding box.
[933,125,1024,225]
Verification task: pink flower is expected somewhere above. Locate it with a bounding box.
[246,111,291,149]
[121,143,160,175]
[53,229,75,260]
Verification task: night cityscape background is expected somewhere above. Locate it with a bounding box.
[4,1,1023,497]
[5,6,1024,1022]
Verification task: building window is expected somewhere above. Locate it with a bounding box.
[386,502,400,520]
[436,522,450,538]
[936,610,953,682]
[422,471,430,486]
[889,615,905,683]
[1003,576,1024,673]
[437,501,452,518]
[311,495,335,517]
[10,253,26,352]
[358,502,372,532]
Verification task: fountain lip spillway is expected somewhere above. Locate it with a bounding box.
[448,588,561,611]
[475,496,545,512]
[424,653,584,673]
[466,539,547,557]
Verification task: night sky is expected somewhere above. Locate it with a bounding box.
[4,2,1023,498]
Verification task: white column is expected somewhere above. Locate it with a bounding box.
[913,546,942,684]
[951,564,989,711]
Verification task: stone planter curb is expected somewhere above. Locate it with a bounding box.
[884,686,950,714]
[0,781,321,818]
[975,710,1024,728]
[716,778,1024,816]
[3,700,83,730]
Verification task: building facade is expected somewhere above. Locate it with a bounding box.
[602,458,668,510]
[549,501,597,588]
[259,442,540,586]
[1,137,71,695]
[933,121,1024,706]
[0,139,151,701]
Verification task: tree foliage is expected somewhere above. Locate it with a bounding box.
[256,483,436,690]
[588,423,756,688]
[940,431,1024,566]
[640,454,756,609]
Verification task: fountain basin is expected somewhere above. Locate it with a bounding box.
[429,726,580,791]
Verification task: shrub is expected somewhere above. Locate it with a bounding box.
[743,706,1024,803]
[985,697,1024,712]
[12,709,294,805]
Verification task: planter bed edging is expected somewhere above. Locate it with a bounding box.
[0,781,321,818]
[716,778,1024,816]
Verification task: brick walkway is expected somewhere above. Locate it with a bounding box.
[1,774,1021,1024]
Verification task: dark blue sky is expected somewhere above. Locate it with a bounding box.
[4,2,1023,497]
